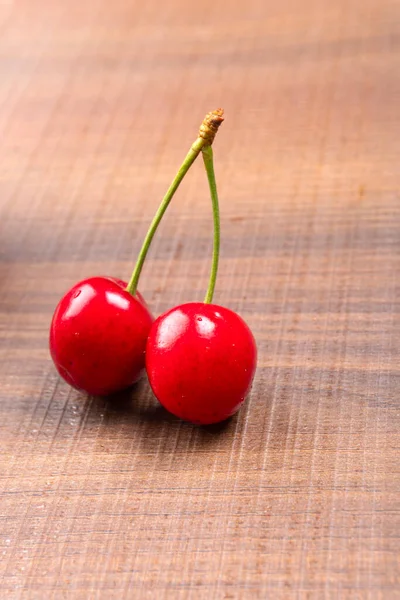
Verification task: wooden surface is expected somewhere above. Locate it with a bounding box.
[0,0,399,598]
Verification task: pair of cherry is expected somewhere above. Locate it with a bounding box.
[50,110,257,425]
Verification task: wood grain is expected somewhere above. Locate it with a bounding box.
[0,0,399,598]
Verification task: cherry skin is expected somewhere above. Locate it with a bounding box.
[49,277,153,396]
[146,302,257,425]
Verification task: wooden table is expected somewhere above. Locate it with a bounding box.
[1,1,399,597]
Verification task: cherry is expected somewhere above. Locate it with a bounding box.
[144,110,257,424]
[49,109,247,412]
[146,303,257,425]
[50,277,153,396]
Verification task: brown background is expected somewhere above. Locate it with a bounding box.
[0,0,399,598]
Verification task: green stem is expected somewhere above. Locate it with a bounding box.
[126,137,204,296]
[126,108,224,297]
[202,145,220,304]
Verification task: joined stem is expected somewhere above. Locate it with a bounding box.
[126,109,224,297]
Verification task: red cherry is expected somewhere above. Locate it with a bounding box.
[146,302,257,425]
[49,277,153,396]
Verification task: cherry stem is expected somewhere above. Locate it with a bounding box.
[126,109,224,297]
[202,145,220,304]
[126,139,202,296]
